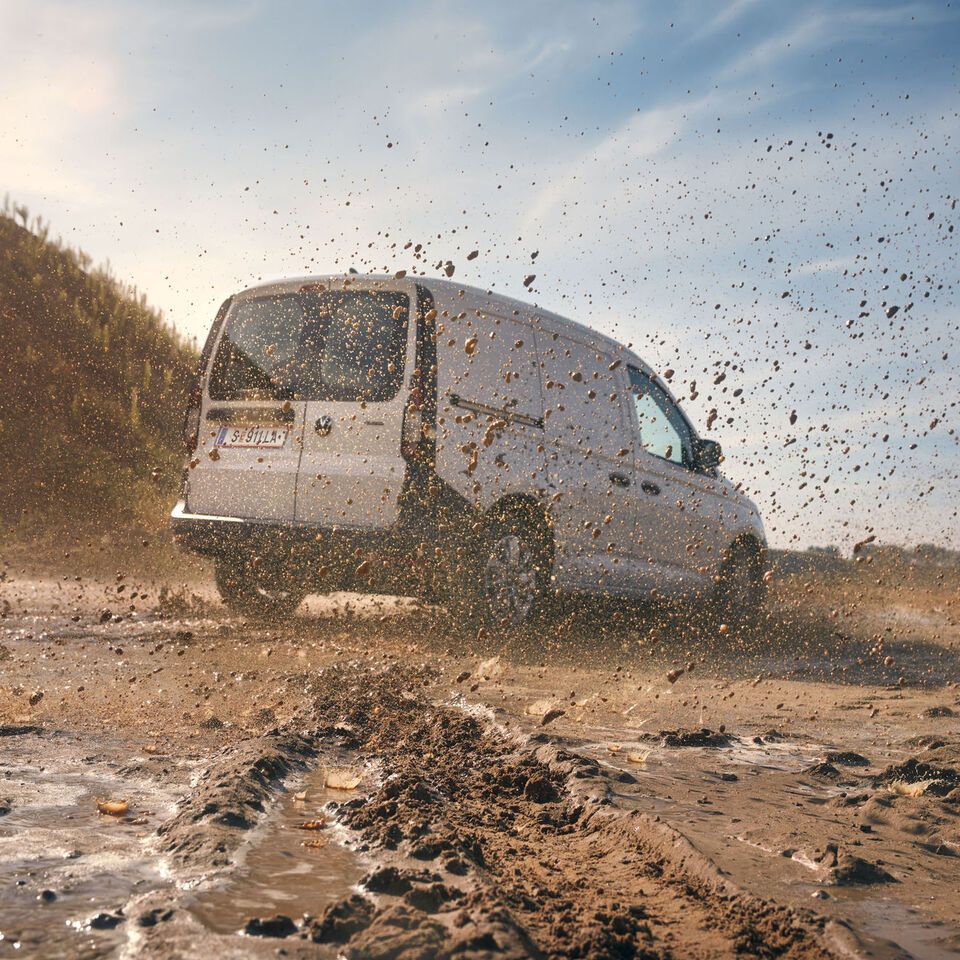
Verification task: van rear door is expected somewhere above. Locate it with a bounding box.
[188,292,309,521]
[293,279,416,529]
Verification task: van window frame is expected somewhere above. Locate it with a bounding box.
[626,365,697,470]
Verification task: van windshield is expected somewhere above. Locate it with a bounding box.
[208,289,409,402]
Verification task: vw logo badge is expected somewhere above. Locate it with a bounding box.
[315,415,333,436]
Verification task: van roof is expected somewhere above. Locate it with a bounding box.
[233,273,650,371]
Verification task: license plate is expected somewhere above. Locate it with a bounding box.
[215,425,289,448]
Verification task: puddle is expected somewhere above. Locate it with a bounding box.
[818,887,960,960]
[0,731,368,953]
[187,768,366,934]
[573,727,828,785]
[0,737,180,958]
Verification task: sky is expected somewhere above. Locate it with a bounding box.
[1,0,958,551]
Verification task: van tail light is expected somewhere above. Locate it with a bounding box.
[401,385,425,461]
[182,372,203,453]
[183,405,202,454]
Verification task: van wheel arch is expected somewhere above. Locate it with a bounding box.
[484,495,553,541]
[482,496,554,577]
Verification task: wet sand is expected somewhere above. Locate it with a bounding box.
[0,546,957,957]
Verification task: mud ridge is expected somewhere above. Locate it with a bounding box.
[287,662,853,960]
[156,732,317,875]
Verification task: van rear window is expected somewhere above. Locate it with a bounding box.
[208,290,408,402]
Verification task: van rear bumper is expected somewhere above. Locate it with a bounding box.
[169,500,391,558]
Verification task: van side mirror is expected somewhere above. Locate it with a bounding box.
[695,438,722,470]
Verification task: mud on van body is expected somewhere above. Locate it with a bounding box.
[171,275,766,626]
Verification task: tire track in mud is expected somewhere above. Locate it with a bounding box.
[140,662,856,959]
[305,663,846,959]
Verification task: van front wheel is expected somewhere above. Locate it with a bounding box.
[215,555,306,620]
[708,539,766,631]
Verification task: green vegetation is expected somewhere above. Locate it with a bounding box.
[0,200,196,531]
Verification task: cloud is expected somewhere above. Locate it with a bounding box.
[717,2,956,80]
[716,16,827,80]
[521,92,721,229]
[688,0,765,41]
[794,255,857,276]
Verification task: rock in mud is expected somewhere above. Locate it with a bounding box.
[919,705,955,718]
[540,707,565,726]
[89,911,124,929]
[756,729,788,742]
[137,907,174,927]
[243,914,297,937]
[835,857,896,886]
[804,761,842,780]
[659,728,732,748]
[310,894,375,944]
[817,844,897,885]
[523,774,559,803]
[825,751,870,767]
[831,792,870,808]
[873,754,960,798]
[362,866,441,896]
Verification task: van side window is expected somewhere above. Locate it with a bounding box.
[627,366,692,467]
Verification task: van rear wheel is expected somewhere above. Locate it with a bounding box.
[460,506,552,633]
[215,555,306,620]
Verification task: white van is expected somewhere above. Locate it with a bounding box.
[171,275,766,628]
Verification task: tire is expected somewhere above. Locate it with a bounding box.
[214,555,306,620]
[456,504,553,633]
[708,538,766,630]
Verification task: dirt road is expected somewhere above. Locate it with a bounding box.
[0,546,958,958]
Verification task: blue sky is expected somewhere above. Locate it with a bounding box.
[2,0,957,550]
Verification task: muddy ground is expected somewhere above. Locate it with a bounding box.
[0,538,958,959]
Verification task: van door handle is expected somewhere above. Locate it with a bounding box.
[609,472,631,487]
[641,480,661,496]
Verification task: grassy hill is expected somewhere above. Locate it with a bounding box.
[0,202,196,532]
